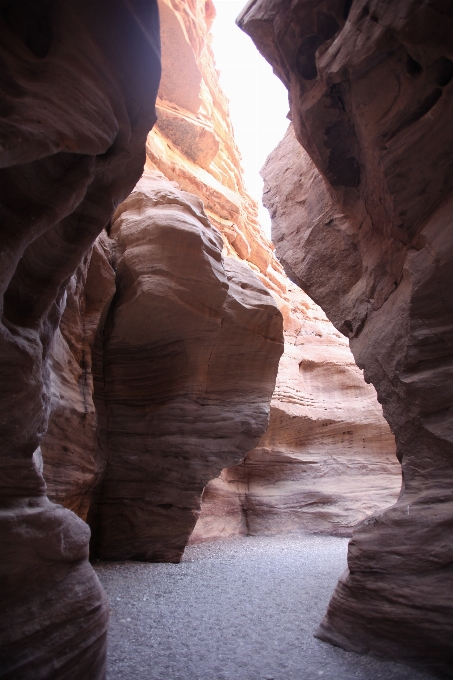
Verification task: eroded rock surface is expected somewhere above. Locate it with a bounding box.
[89,172,283,562]
[239,1,453,672]
[0,1,160,677]
[38,0,285,566]
[148,0,289,307]
[140,0,401,550]
[42,234,115,521]
[191,284,399,543]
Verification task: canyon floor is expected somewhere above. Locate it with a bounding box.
[95,535,436,680]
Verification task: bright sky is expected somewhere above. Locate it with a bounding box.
[211,0,289,237]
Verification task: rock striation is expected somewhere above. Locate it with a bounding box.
[239,1,453,672]
[191,284,399,543]
[125,0,399,549]
[37,0,284,565]
[0,1,160,678]
[30,0,400,619]
[148,0,289,307]
[89,172,283,562]
[41,234,115,522]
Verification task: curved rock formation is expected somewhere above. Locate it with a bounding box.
[90,172,283,562]
[38,0,284,565]
[138,0,400,549]
[239,1,453,673]
[0,1,160,677]
[191,284,399,543]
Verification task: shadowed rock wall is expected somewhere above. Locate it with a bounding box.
[0,1,160,677]
[239,0,453,672]
[41,234,115,521]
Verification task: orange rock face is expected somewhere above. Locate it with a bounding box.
[149,0,399,546]
[36,0,400,570]
[239,0,453,672]
[149,0,288,307]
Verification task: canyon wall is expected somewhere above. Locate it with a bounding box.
[148,0,289,306]
[39,0,284,564]
[191,284,399,543]
[0,2,161,678]
[41,172,284,565]
[149,0,399,546]
[89,172,283,562]
[35,0,399,567]
[239,0,453,673]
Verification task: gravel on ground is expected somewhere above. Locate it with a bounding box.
[94,534,437,680]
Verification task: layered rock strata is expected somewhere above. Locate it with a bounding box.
[0,2,160,678]
[41,234,115,521]
[239,1,453,672]
[140,0,400,547]
[191,284,399,543]
[35,0,399,582]
[148,0,289,307]
[38,0,284,565]
[89,172,283,562]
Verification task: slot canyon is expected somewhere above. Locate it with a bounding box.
[0,0,451,679]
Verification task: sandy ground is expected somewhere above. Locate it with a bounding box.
[94,534,436,680]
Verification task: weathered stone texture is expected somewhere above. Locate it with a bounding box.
[42,234,115,521]
[139,0,400,552]
[191,284,399,543]
[89,172,283,562]
[148,0,289,307]
[240,0,453,672]
[0,1,160,677]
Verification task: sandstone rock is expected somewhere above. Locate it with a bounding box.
[0,1,160,677]
[41,234,115,521]
[89,172,283,562]
[148,0,288,304]
[240,2,453,672]
[37,0,286,569]
[191,284,400,543]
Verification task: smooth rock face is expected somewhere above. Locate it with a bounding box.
[240,2,453,672]
[38,0,285,567]
[0,2,160,677]
[89,172,283,562]
[191,285,400,543]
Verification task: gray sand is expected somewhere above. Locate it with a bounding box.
[94,534,436,680]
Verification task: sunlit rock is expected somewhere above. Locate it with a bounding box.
[191,284,399,543]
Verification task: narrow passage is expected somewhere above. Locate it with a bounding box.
[95,535,435,680]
